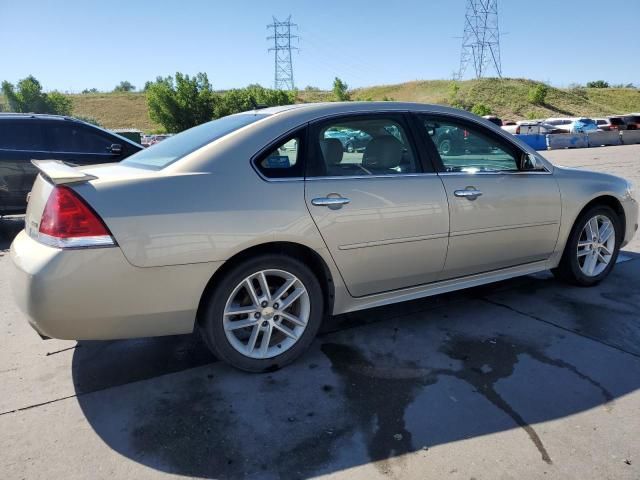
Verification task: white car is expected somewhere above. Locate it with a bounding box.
[545,118,598,134]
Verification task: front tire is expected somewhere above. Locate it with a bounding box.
[200,254,324,372]
[553,205,621,286]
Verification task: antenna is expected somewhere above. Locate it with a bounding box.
[457,0,502,80]
[267,15,299,90]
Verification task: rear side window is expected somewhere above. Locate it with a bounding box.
[0,121,45,151]
[255,133,304,179]
[123,113,269,169]
[46,123,114,153]
[307,115,418,177]
[610,118,624,126]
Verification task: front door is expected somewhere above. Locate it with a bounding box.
[304,114,450,297]
[415,114,561,279]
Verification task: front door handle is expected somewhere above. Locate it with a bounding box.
[454,188,483,200]
[311,196,351,208]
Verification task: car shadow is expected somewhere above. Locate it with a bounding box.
[71,253,640,479]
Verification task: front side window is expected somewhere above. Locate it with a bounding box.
[418,115,519,173]
[309,116,418,177]
[46,124,113,153]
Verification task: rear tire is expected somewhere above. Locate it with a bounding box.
[200,254,324,372]
[552,205,621,286]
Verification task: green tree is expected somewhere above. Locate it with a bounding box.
[1,75,72,115]
[586,80,609,89]
[146,72,216,132]
[332,77,350,101]
[471,103,492,116]
[215,85,295,118]
[81,88,99,94]
[114,80,136,92]
[528,84,548,106]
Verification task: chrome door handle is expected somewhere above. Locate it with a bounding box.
[311,197,351,207]
[454,189,483,200]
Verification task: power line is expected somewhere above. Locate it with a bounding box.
[457,0,502,80]
[267,15,298,90]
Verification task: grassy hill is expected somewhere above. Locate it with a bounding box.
[2,78,639,132]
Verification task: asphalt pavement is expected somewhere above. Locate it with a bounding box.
[1,144,639,479]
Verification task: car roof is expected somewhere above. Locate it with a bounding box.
[0,112,142,147]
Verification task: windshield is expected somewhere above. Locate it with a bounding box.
[123,113,269,169]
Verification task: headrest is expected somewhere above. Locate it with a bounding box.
[362,136,403,169]
[320,138,344,166]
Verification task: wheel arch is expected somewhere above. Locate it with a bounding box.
[196,241,335,327]
[576,195,626,234]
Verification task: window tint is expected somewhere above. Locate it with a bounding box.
[309,117,417,177]
[46,123,113,153]
[419,116,519,173]
[0,121,45,151]
[123,113,269,169]
[255,135,303,178]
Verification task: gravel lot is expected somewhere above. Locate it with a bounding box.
[1,144,639,479]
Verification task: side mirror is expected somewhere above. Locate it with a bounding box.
[109,143,123,155]
[521,153,544,171]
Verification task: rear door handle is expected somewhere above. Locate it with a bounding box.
[454,189,483,200]
[311,196,351,207]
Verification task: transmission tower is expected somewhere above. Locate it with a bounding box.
[267,16,298,90]
[457,0,502,80]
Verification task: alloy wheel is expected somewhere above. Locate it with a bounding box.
[577,214,616,277]
[223,269,310,359]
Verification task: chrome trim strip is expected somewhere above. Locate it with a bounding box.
[36,232,116,249]
[438,170,551,176]
[450,221,559,237]
[339,232,449,250]
[306,172,439,181]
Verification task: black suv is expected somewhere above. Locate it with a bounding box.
[0,114,142,216]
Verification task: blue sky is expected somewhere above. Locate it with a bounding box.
[1,0,638,92]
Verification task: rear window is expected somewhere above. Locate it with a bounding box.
[123,113,269,169]
[610,118,624,125]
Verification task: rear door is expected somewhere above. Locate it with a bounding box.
[414,113,561,279]
[304,113,450,297]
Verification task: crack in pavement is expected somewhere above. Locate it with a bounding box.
[480,297,640,360]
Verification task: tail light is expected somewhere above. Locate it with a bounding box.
[37,186,115,248]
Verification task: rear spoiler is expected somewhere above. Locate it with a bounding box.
[31,160,97,185]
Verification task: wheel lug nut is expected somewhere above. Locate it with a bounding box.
[273,303,279,309]
[254,312,261,319]
[261,301,268,308]
[262,321,268,327]
[274,315,279,321]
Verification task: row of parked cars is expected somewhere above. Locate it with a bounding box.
[483,114,640,135]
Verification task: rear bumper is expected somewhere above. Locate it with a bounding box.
[10,230,222,340]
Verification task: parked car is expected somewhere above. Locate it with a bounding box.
[502,121,565,135]
[325,128,372,152]
[0,113,142,216]
[595,117,627,131]
[545,117,598,133]
[621,114,640,130]
[11,102,637,372]
[482,115,503,127]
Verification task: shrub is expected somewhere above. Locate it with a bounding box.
[332,77,350,101]
[471,103,492,116]
[528,84,548,106]
[586,80,609,89]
